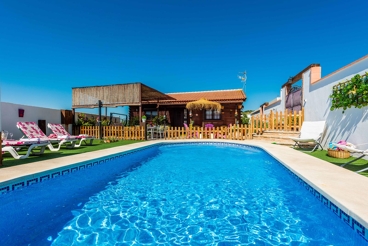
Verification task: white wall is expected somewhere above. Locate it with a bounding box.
[303,56,368,149]
[250,109,260,116]
[1,102,62,139]
[280,88,286,112]
[247,55,368,149]
[250,89,283,117]
[0,102,127,140]
[264,98,282,115]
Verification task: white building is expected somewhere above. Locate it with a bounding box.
[250,54,368,149]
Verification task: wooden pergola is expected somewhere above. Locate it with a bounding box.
[72,82,174,138]
[72,83,173,108]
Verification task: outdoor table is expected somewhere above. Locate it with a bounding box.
[147,126,157,139]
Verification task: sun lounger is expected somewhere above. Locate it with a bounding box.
[290,121,326,152]
[2,138,49,159]
[47,123,95,147]
[332,143,368,173]
[16,122,69,151]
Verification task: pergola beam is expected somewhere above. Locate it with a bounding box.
[72,82,174,109]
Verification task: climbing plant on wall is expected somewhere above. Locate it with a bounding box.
[330,73,368,113]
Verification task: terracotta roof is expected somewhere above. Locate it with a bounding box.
[156,89,246,105]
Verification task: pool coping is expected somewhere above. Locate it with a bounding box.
[1,139,368,241]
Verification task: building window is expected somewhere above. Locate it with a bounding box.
[205,110,221,120]
[213,110,220,119]
[144,110,158,120]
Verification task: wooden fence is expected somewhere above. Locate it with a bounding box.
[80,126,145,140]
[79,125,251,140]
[78,109,303,141]
[165,124,251,140]
[250,109,304,134]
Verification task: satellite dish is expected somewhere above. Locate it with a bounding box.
[238,71,247,90]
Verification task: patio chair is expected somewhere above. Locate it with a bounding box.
[2,138,49,159]
[47,123,95,147]
[156,125,166,139]
[16,122,69,151]
[290,121,326,152]
[146,125,156,140]
[332,143,368,173]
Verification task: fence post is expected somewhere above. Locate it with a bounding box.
[144,122,147,140]
[270,111,274,130]
[283,110,287,131]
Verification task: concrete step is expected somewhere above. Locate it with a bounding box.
[261,134,300,139]
[262,130,299,134]
[252,130,301,146]
[252,135,294,145]
[261,131,299,137]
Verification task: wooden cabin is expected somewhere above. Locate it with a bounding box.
[72,83,246,128]
[130,89,246,127]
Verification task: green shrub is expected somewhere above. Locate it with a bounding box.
[330,73,368,113]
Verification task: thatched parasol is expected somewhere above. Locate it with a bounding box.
[186,98,221,111]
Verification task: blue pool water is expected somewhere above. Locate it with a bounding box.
[0,143,366,245]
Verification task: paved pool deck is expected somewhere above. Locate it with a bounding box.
[1,139,368,233]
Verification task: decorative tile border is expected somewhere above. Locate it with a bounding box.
[274,149,368,242]
[40,174,50,182]
[0,141,366,242]
[12,181,25,190]
[0,144,157,195]
[0,186,10,194]
[27,178,38,186]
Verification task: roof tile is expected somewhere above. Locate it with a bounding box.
[158,89,246,105]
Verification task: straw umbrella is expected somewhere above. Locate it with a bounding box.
[186,98,221,111]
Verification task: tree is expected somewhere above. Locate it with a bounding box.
[240,110,253,125]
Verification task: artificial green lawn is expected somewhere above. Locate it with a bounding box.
[1,140,143,168]
[297,148,368,177]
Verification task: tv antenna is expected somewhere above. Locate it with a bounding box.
[238,71,247,91]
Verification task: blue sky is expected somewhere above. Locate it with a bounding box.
[1,0,367,115]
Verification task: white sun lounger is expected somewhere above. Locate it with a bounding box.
[16,122,68,151]
[2,138,49,159]
[290,121,326,152]
[333,143,368,173]
[48,123,95,147]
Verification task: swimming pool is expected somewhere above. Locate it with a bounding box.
[0,143,367,245]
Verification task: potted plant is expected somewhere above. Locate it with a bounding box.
[142,115,147,123]
[189,119,194,128]
[103,136,119,143]
[104,137,110,143]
